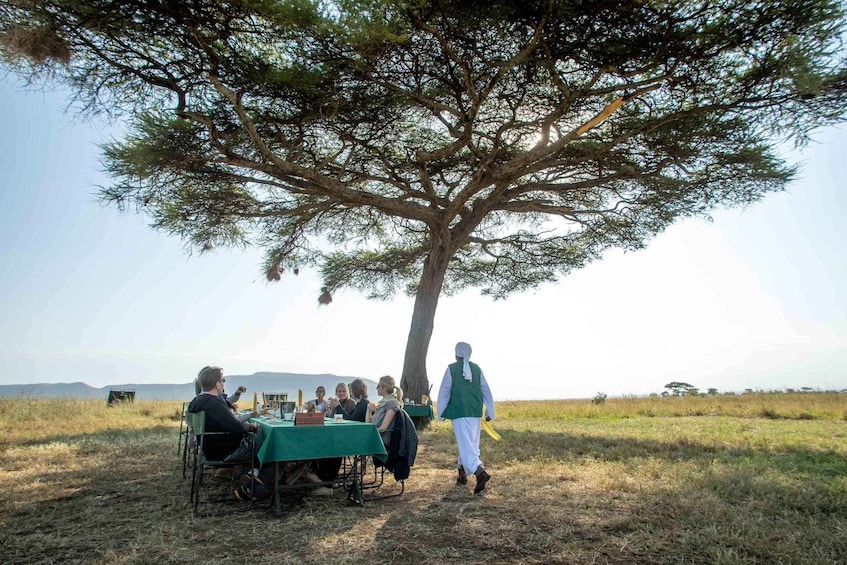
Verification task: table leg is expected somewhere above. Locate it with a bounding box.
[273,461,281,516]
[347,455,365,506]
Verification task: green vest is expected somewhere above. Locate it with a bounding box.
[441,361,483,419]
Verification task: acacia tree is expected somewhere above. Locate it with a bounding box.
[2,0,846,401]
[665,381,696,396]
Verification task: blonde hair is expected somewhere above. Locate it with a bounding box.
[378,375,403,402]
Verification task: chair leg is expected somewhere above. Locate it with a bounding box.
[193,462,205,515]
[177,403,187,456]
[362,477,405,501]
[190,450,200,503]
[182,435,191,479]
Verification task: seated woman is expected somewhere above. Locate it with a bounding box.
[313,380,369,482]
[333,378,370,422]
[307,386,328,412]
[325,382,356,417]
[368,375,403,447]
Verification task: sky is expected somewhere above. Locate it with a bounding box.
[1,78,845,400]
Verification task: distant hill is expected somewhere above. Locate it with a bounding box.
[0,372,378,402]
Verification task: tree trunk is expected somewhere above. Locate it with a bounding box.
[400,243,451,406]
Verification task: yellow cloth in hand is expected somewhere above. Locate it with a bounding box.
[481,419,501,441]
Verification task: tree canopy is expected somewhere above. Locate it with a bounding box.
[3,0,846,399]
[665,381,697,396]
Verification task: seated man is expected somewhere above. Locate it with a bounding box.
[188,366,258,461]
[224,384,251,423]
[195,367,245,404]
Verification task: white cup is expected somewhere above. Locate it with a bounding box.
[334,413,343,422]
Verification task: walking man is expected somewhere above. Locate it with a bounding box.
[437,341,496,494]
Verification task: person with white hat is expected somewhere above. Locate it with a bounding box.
[437,341,496,494]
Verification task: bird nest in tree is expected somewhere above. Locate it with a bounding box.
[266,266,281,282]
[0,25,70,65]
[318,287,332,305]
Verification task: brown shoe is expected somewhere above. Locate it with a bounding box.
[473,469,490,494]
[457,465,468,485]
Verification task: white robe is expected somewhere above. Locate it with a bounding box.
[451,417,484,475]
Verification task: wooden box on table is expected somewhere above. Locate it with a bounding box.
[294,412,324,426]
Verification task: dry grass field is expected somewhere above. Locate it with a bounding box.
[1,394,846,564]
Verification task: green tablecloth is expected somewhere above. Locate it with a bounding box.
[252,417,387,465]
[403,404,435,419]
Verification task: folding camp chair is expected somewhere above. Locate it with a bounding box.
[179,403,194,478]
[189,411,256,516]
[359,409,417,502]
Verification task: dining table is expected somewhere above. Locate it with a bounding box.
[251,416,387,514]
[402,403,435,419]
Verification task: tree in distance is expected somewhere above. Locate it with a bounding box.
[2,0,846,401]
[665,381,697,397]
